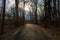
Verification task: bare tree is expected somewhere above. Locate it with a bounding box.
[58,0,60,21]
[34,0,38,24]
[53,0,57,21]
[15,0,19,26]
[44,0,51,27]
[23,0,25,24]
[1,0,6,33]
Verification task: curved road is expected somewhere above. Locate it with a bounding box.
[4,23,51,40]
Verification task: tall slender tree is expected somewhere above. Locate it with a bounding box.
[44,0,49,22]
[58,0,60,21]
[44,0,46,17]
[44,0,51,27]
[44,0,48,27]
[48,0,51,22]
[53,0,57,21]
[1,0,6,33]
[23,0,25,24]
[34,0,38,24]
[15,0,19,26]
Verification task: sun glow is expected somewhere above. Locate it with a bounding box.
[25,4,32,12]
[25,6,30,12]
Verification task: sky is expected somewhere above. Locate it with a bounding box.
[0,0,44,11]
[0,0,44,20]
[6,0,15,11]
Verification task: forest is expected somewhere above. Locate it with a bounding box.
[0,0,60,40]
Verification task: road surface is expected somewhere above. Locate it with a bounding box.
[3,23,51,40]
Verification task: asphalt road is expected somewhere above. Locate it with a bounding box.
[4,23,51,40]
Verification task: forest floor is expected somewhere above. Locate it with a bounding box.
[40,24,60,40]
[47,26,60,40]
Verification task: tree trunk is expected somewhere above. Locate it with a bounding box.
[15,0,19,26]
[44,0,51,27]
[1,0,6,34]
[53,0,57,21]
[48,0,51,22]
[44,0,46,17]
[58,0,60,21]
[35,0,38,24]
[23,1,25,24]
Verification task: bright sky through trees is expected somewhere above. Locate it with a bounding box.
[0,0,44,20]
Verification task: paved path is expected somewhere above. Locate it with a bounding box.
[3,23,51,40]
